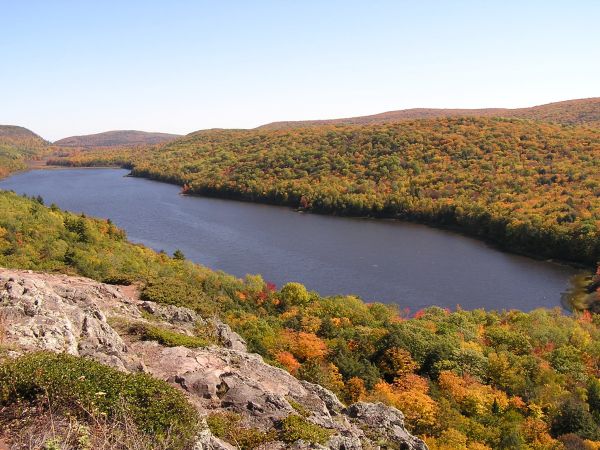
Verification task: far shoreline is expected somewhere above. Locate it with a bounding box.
[10,162,596,275]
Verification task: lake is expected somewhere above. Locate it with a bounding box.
[0,168,582,311]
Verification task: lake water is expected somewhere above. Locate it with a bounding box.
[0,168,582,311]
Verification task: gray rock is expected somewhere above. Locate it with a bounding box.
[139,300,199,324]
[213,319,247,352]
[345,402,428,450]
[301,380,345,415]
[0,271,143,372]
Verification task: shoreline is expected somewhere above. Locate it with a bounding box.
[2,163,595,312]
[23,161,597,272]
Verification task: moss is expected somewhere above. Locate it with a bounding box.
[0,352,199,449]
[128,322,209,348]
[278,414,332,445]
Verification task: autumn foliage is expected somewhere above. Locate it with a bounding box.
[52,117,600,266]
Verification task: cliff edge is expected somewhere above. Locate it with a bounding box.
[0,269,427,450]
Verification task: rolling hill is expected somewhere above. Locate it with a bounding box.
[259,97,600,129]
[0,124,47,142]
[54,130,181,148]
[0,125,49,176]
[52,116,600,266]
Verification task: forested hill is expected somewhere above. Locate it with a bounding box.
[55,116,600,266]
[54,129,181,148]
[0,124,49,177]
[259,98,600,130]
[0,124,46,141]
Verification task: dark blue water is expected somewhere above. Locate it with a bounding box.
[0,168,582,311]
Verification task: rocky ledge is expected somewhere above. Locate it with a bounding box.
[0,268,427,450]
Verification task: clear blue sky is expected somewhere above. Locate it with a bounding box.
[1,1,599,141]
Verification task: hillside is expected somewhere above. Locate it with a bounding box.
[259,98,600,129]
[1,269,427,450]
[52,116,600,266]
[0,124,49,177]
[54,129,181,148]
[1,191,599,448]
[0,124,46,141]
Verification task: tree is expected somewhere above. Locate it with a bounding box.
[551,398,599,440]
[173,249,185,260]
[276,351,300,374]
[378,347,418,381]
[587,378,600,420]
[278,282,311,308]
[282,330,327,361]
[345,377,367,403]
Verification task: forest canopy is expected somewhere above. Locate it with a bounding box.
[54,117,600,265]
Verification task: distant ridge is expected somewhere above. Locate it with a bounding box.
[54,130,181,148]
[0,125,48,143]
[258,97,600,129]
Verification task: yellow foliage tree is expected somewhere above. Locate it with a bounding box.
[379,347,418,379]
[345,377,367,403]
[438,371,508,416]
[281,330,328,361]
[370,380,438,434]
[276,351,300,374]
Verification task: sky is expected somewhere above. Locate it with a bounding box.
[1,1,599,141]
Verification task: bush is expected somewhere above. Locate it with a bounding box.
[278,414,332,445]
[206,412,275,449]
[0,352,199,449]
[207,412,331,447]
[141,276,207,308]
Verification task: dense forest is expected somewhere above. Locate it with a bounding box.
[0,125,49,177]
[1,191,600,449]
[52,117,600,266]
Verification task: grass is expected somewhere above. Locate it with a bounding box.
[127,322,210,348]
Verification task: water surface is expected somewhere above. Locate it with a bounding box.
[0,168,581,311]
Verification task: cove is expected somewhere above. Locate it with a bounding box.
[0,168,582,311]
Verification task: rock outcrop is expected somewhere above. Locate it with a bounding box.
[0,270,143,372]
[0,269,427,450]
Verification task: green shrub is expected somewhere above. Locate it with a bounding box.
[141,276,206,308]
[278,414,332,445]
[206,411,240,438]
[128,322,209,348]
[278,282,311,308]
[0,352,199,449]
[206,412,275,449]
[287,398,310,417]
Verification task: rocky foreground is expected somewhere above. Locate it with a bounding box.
[0,269,427,450]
